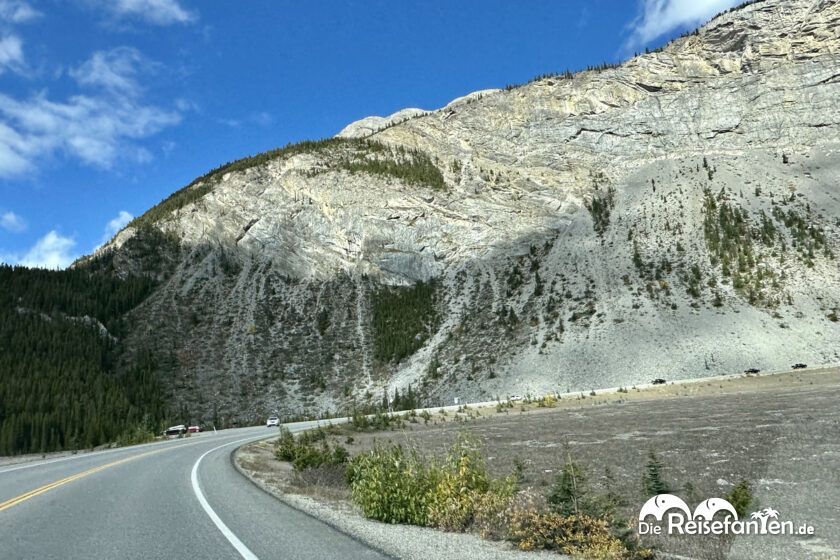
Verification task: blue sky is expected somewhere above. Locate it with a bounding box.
[0,0,741,268]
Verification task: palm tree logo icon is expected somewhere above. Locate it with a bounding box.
[762,507,779,519]
[749,507,780,533]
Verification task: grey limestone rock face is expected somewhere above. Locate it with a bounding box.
[101,0,840,422]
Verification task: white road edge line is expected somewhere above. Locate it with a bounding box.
[191,436,264,560]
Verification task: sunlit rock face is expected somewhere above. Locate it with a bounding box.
[100,0,840,423]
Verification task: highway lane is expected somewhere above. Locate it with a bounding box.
[0,432,230,506]
[4,365,832,559]
[0,423,387,560]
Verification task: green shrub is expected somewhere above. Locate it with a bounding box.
[347,436,652,558]
[348,443,435,525]
[348,435,516,529]
[725,479,753,517]
[512,457,526,483]
[427,434,515,531]
[116,425,157,447]
[349,411,404,432]
[274,426,349,470]
[275,427,294,458]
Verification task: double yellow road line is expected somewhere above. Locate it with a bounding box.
[0,447,166,513]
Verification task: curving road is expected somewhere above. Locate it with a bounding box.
[0,423,388,560]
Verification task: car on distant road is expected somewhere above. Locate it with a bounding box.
[508,395,523,401]
[744,368,761,374]
[266,416,280,427]
[651,378,666,385]
[792,363,807,369]
[164,425,186,436]
[187,425,201,433]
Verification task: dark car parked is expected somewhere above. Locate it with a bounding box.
[792,363,807,369]
[164,424,186,436]
[651,378,666,385]
[744,368,761,374]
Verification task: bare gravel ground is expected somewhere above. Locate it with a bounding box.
[238,367,840,559]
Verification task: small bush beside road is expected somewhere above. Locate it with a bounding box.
[274,426,349,471]
[277,425,650,559]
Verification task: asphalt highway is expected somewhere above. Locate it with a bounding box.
[0,422,389,560]
[3,365,834,559]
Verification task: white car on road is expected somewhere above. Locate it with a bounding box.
[266,416,280,427]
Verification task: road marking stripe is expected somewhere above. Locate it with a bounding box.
[0,434,214,476]
[0,452,110,476]
[0,448,167,512]
[191,437,264,560]
[0,435,245,512]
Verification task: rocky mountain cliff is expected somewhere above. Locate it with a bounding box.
[98,0,840,423]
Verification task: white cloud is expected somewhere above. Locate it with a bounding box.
[69,47,149,96]
[0,2,38,75]
[627,0,742,48]
[17,230,77,269]
[218,112,274,130]
[0,91,181,174]
[99,210,132,244]
[218,117,241,129]
[174,97,198,112]
[0,34,24,73]
[2,212,138,268]
[99,0,196,26]
[0,48,181,177]
[0,0,40,23]
[0,210,25,232]
[251,111,273,127]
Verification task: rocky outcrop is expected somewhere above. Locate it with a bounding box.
[102,0,840,423]
[336,108,429,139]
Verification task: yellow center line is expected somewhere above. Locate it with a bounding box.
[0,446,171,513]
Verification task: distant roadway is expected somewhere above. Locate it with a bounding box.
[0,422,388,560]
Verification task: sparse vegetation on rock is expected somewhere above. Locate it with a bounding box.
[585,185,617,236]
[371,280,440,364]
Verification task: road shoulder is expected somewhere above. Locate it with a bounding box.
[233,441,558,560]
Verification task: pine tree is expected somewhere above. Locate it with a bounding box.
[0,262,167,456]
[642,450,671,496]
[548,446,589,516]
